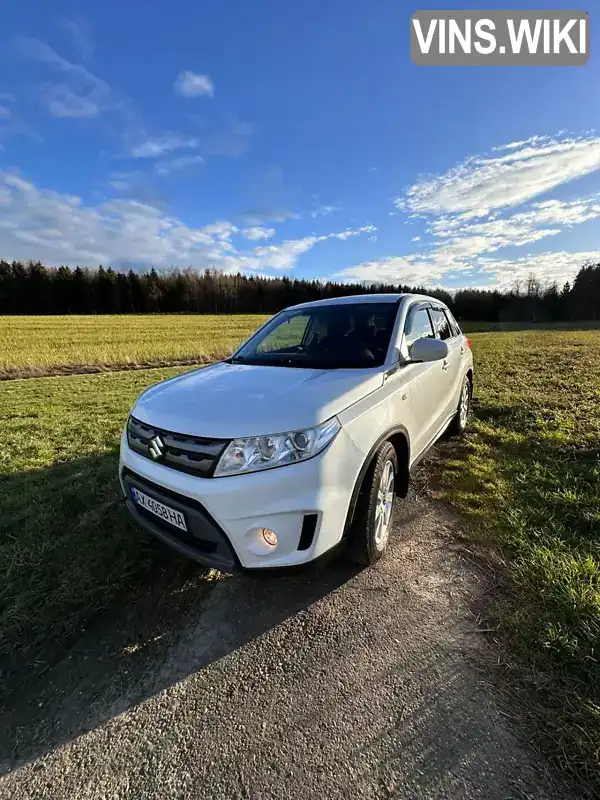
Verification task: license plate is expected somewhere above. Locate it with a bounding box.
[131,487,188,532]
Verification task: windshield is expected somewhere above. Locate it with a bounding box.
[232,303,398,369]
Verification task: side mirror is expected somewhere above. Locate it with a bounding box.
[409,337,448,363]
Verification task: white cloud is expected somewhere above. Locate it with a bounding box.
[477,251,600,291]
[241,227,276,241]
[427,197,600,263]
[41,84,102,118]
[0,88,40,148]
[17,37,113,119]
[338,255,445,287]
[310,205,340,218]
[337,133,600,290]
[129,117,253,166]
[244,226,377,270]
[130,136,199,158]
[329,225,376,241]
[399,134,600,219]
[238,226,377,273]
[154,154,205,176]
[242,208,301,225]
[107,171,141,192]
[338,196,600,288]
[174,71,215,98]
[201,220,239,243]
[516,197,600,226]
[62,18,94,62]
[251,237,321,270]
[336,247,600,290]
[0,171,374,274]
[0,171,243,268]
[491,137,542,152]
[17,36,72,66]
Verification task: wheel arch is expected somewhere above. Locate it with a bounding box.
[342,425,411,539]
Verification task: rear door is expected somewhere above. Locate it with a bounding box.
[445,306,472,400]
[428,306,462,420]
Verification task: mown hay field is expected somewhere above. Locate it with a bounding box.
[0,314,269,378]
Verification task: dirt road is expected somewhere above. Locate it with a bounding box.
[0,491,560,799]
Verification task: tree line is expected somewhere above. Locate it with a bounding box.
[0,259,599,322]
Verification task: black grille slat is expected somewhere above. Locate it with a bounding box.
[129,439,151,456]
[129,418,155,436]
[162,434,225,458]
[127,416,230,478]
[164,452,215,471]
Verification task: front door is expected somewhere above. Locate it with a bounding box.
[400,305,447,458]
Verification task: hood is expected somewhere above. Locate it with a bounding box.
[132,362,384,439]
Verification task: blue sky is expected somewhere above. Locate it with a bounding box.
[0,0,599,290]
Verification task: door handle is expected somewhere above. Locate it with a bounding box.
[460,346,466,355]
[442,360,449,371]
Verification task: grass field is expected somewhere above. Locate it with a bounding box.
[0,366,190,661]
[0,314,268,378]
[0,318,598,791]
[432,329,600,793]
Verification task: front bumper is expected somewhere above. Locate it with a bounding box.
[123,469,240,571]
[119,425,364,571]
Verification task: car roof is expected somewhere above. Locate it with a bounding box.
[286,293,444,311]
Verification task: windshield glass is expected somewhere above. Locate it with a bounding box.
[232,302,398,369]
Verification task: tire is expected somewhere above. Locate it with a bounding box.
[447,374,472,437]
[346,441,398,566]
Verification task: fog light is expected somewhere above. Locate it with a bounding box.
[261,528,278,547]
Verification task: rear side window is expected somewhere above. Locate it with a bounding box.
[404,307,435,346]
[429,308,452,341]
[444,309,462,337]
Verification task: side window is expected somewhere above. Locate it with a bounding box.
[430,308,452,341]
[444,309,461,337]
[404,307,435,346]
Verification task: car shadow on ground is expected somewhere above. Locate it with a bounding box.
[0,450,377,775]
[1,452,560,799]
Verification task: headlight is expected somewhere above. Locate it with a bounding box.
[214,417,341,477]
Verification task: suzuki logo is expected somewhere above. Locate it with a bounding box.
[148,435,166,461]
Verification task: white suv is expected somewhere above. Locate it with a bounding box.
[119,294,473,571]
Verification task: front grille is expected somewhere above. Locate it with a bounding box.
[127,416,230,478]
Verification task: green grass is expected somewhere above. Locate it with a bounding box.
[0,314,268,378]
[0,366,192,662]
[431,329,600,794]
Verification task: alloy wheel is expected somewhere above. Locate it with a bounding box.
[374,460,395,550]
[459,377,470,428]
